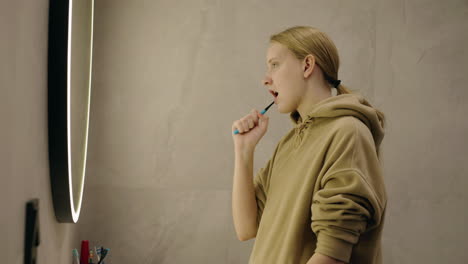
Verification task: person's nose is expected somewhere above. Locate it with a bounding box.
[262,75,272,86]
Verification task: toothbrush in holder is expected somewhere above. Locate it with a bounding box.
[72,249,79,264]
[233,100,274,135]
[97,248,109,264]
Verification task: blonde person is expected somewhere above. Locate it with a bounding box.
[231,26,387,264]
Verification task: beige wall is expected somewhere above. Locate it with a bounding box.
[0,0,78,263]
[2,0,468,263]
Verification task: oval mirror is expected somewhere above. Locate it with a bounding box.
[47,0,94,223]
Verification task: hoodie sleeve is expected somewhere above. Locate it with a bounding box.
[253,161,270,228]
[311,118,386,263]
[253,142,281,228]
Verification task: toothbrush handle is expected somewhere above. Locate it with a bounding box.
[233,109,266,134]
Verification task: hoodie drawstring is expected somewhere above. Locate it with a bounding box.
[294,118,314,148]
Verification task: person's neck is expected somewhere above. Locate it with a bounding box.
[296,84,332,121]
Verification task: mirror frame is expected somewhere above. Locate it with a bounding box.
[47,0,94,223]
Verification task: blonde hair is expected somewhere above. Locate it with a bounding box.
[269,26,386,130]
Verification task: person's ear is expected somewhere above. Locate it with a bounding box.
[303,55,315,78]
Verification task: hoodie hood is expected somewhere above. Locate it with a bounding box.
[289,93,385,151]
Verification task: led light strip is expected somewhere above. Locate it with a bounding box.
[67,0,95,223]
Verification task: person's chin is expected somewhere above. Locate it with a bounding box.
[275,103,282,113]
[276,104,289,114]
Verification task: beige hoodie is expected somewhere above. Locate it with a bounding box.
[250,93,387,264]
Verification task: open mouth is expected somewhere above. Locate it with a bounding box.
[269,90,279,97]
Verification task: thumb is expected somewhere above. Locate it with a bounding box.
[258,113,268,127]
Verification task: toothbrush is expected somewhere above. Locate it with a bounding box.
[72,249,80,264]
[233,100,275,134]
[97,248,109,264]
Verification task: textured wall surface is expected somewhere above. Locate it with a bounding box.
[2,0,467,263]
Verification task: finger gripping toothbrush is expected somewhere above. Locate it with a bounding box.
[233,100,274,135]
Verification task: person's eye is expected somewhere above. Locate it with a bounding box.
[272,63,278,68]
